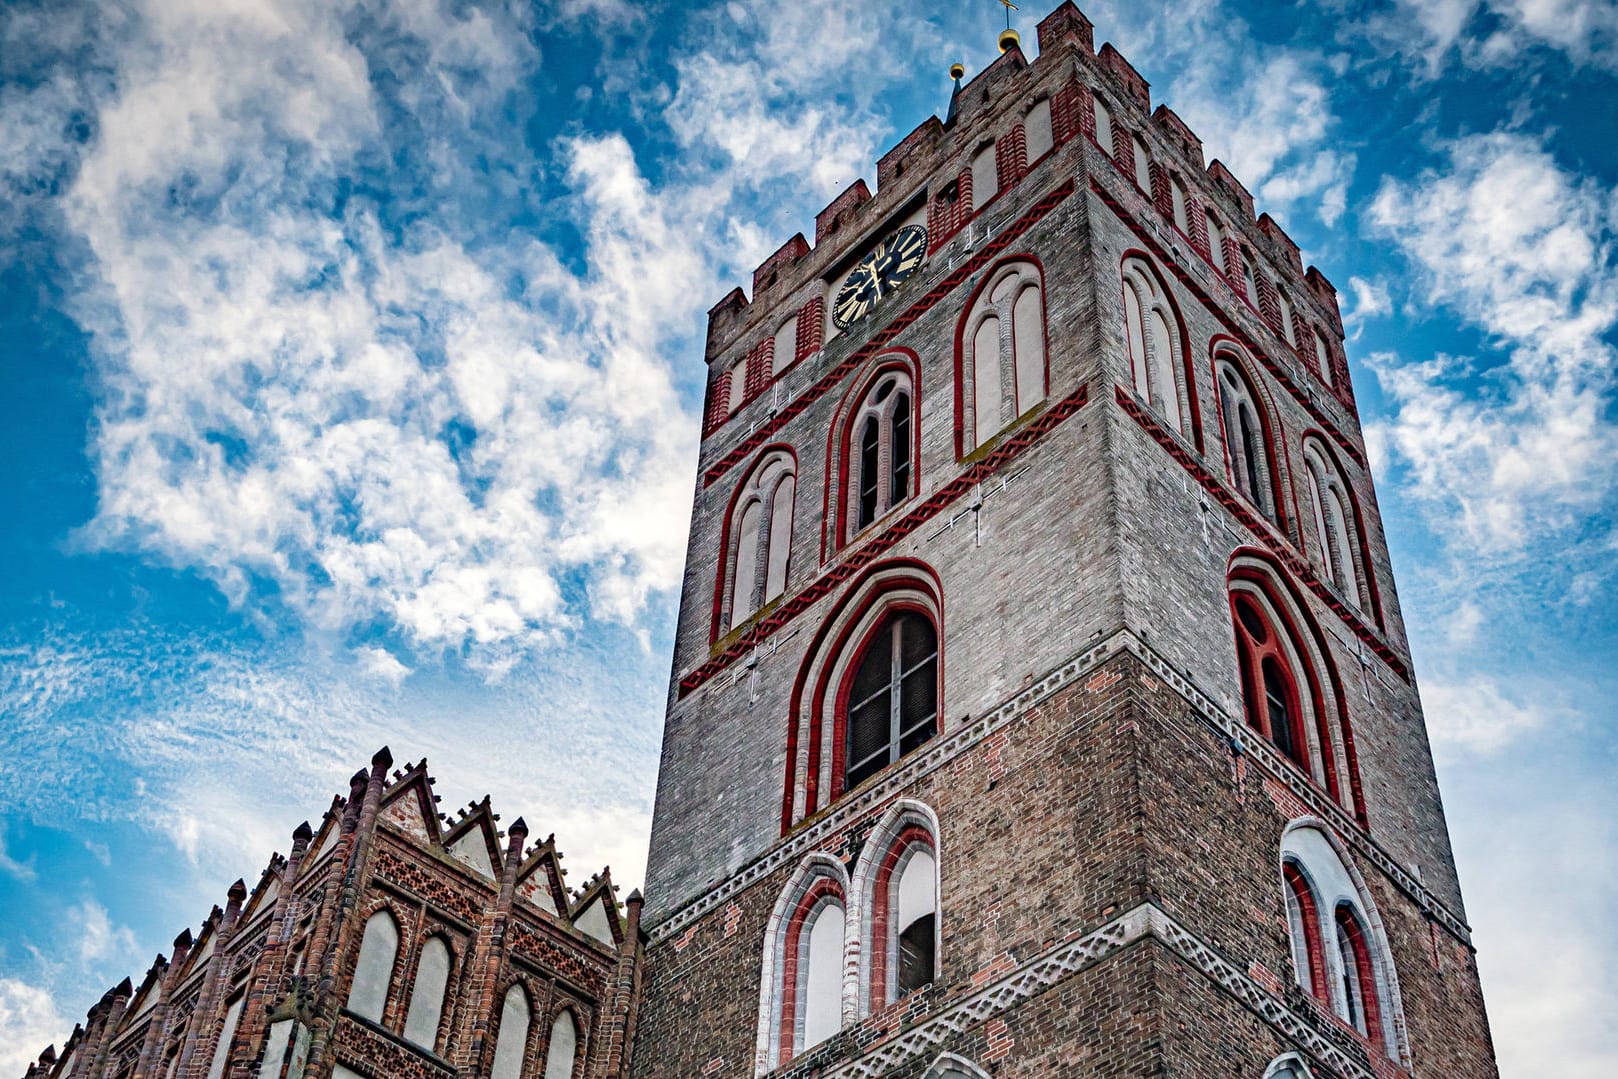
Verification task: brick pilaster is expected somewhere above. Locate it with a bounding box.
[131,932,190,1079]
[995,127,1028,191]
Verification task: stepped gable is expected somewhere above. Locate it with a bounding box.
[20,750,644,1079]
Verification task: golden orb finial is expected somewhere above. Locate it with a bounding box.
[998,26,1022,53]
[950,62,966,80]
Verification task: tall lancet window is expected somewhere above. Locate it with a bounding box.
[847,371,914,534]
[959,260,1046,452]
[844,610,939,791]
[1215,355,1279,523]
[1120,257,1188,435]
[723,450,796,631]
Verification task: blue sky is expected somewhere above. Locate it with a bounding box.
[0,0,1613,1072]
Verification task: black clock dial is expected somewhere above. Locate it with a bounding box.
[832,224,929,331]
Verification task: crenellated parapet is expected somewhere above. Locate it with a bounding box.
[19,752,643,1079]
[699,0,1355,446]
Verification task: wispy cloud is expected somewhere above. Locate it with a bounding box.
[0,977,67,1076]
[1362,0,1618,75]
[0,822,37,883]
[1366,131,1618,563]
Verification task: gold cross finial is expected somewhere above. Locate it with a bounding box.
[995,0,1022,52]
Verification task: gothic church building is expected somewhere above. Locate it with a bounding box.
[22,6,1500,1078]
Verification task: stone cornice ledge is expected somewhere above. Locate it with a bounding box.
[646,629,1470,947]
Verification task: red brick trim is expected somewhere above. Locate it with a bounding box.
[702,180,1077,489]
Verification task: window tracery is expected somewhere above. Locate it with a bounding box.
[1121,257,1190,435]
[959,260,1046,452]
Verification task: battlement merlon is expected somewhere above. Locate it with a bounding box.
[700,0,1344,372]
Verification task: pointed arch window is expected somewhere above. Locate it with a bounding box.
[1242,255,1260,309]
[490,986,531,1079]
[724,451,796,631]
[844,611,939,791]
[847,371,914,535]
[1312,327,1336,387]
[773,314,799,376]
[1131,135,1152,191]
[1171,179,1190,233]
[1093,97,1114,155]
[1302,439,1368,611]
[888,842,938,1000]
[971,143,998,211]
[543,1011,578,1079]
[1336,904,1383,1039]
[1283,862,1328,1001]
[960,260,1046,452]
[1025,99,1054,161]
[1216,357,1279,522]
[1281,824,1404,1062]
[1207,214,1227,274]
[1233,594,1308,770]
[1121,258,1188,435]
[1277,286,1298,346]
[762,866,850,1068]
[347,910,399,1023]
[402,936,452,1051]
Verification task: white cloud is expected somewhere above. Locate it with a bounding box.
[1367,131,1618,557]
[0,978,67,1076]
[67,900,139,970]
[1370,0,1618,73]
[0,822,37,883]
[1421,676,1554,756]
[1446,763,1618,1078]
[1344,275,1393,326]
[355,646,412,685]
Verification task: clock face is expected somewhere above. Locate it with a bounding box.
[832,224,929,331]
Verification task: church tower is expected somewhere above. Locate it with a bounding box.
[632,5,1499,1078]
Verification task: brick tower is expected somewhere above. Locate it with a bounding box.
[632,5,1498,1078]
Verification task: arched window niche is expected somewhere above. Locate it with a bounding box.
[827,355,919,551]
[1024,99,1054,162]
[347,909,400,1024]
[543,1009,580,1079]
[922,1053,992,1079]
[1120,255,1195,440]
[1228,552,1366,825]
[402,935,453,1052]
[1280,821,1408,1065]
[1300,436,1377,621]
[956,258,1047,455]
[1214,349,1284,528]
[489,984,531,1079]
[718,448,797,635]
[755,855,852,1072]
[852,800,941,1011]
[1263,1053,1314,1079]
[782,560,943,829]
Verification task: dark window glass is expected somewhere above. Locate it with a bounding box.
[1236,597,1267,642]
[844,612,939,791]
[896,913,936,995]
[890,393,911,504]
[858,417,880,528]
[1263,657,1299,764]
